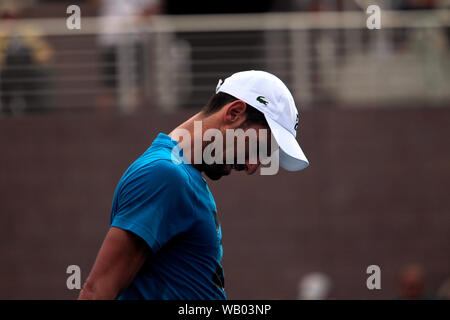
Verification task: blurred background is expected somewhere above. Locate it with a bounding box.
[0,0,449,299]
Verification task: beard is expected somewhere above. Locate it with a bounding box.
[199,139,248,180]
[202,163,232,180]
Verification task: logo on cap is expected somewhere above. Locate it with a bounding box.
[216,79,224,93]
[294,114,299,131]
[256,96,269,106]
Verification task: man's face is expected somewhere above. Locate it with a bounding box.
[202,123,271,180]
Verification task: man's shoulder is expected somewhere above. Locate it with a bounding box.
[129,157,189,184]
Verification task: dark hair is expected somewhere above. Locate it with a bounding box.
[202,92,268,127]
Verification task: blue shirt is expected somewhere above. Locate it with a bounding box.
[110,133,225,300]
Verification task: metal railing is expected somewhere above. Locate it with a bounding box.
[0,10,449,114]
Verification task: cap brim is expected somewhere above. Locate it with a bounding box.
[265,116,309,171]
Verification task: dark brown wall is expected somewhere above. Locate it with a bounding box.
[0,106,449,299]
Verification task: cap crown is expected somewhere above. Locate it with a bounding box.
[216,70,299,137]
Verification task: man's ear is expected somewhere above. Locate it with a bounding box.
[223,100,247,125]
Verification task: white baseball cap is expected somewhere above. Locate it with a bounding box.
[216,70,309,171]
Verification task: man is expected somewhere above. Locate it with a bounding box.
[78,70,309,300]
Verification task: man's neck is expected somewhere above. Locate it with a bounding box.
[168,112,215,172]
